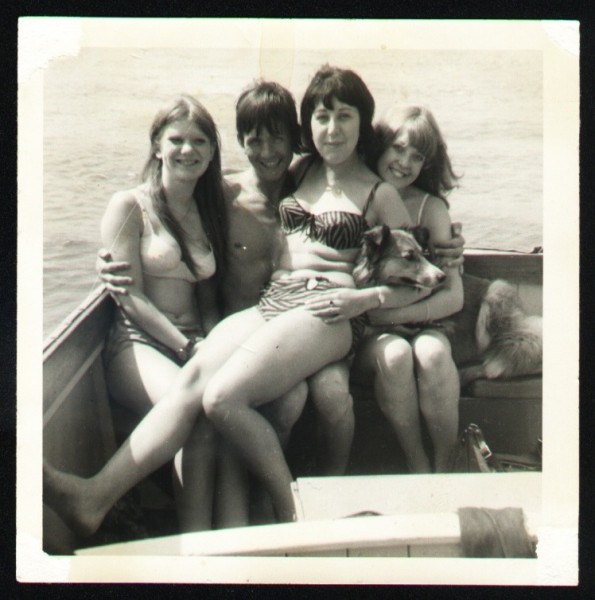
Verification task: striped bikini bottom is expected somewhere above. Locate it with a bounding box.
[257,276,366,359]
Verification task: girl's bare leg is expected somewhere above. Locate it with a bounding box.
[412,330,459,472]
[108,344,217,533]
[353,334,431,473]
[308,362,354,475]
[43,308,266,537]
[214,382,308,528]
[203,308,352,522]
[213,440,250,529]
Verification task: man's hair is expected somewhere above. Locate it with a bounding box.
[236,80,301,153]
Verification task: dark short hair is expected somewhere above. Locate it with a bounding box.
[235,80,301,153]
[300,65,376,158]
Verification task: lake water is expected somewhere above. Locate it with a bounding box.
[42,47,542,338]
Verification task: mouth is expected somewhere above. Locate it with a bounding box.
[388,165,409,179]
[176,159,200,167]
[260,159,283,169]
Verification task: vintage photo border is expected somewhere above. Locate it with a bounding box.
[16,18,580,585]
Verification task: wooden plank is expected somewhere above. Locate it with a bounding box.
[75,513,464,557]
[463,251,542,284]
[292,473,541,523]
[43,289,115,415]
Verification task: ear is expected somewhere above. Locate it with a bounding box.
[364,224,389,248]
[410,225,430,248]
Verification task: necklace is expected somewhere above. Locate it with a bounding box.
[324,180,344,198]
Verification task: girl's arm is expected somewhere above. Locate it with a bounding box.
[101,191,195,353]
[368,196,464,326]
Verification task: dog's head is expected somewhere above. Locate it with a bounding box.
[353,224,446,289]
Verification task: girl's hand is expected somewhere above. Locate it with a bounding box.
[305,288,373,323]
[96,248,134,295]
[432,222,465,268]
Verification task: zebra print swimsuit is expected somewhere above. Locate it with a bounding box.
[256,178,381,357]
[279,182,379,249]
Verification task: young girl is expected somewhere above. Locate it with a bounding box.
[355,104,463,473]
[43,65,415,530]
[99,95,227,531]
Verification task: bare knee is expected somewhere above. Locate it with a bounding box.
[412,333,456,379]
[309,366,353,425]
[202,378,234,422]
[373,337,414,381]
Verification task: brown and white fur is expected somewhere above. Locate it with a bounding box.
[353,225,543,387]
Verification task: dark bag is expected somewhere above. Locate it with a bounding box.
[450,423,501,472]
[450,423,541,473]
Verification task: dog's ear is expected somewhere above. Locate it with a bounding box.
[409,225,430,248]
[363,224,390,248]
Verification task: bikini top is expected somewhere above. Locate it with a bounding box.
[136,189,216,283]
[279,189,379,250]
[279,156,380,250]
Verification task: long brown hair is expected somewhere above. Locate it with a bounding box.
[142,95,228,279]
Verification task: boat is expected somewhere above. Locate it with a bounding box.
[42,248,543,557]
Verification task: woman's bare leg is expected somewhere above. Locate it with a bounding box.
[43,308,266,537]
[353,334,431,473]
[213,440,250,529]
[308,362,354,475]
[214,382,308,528]
[412,330,459,472]
[203,308,352,522]
[108,344,217,533]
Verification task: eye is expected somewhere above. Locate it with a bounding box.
[401,250,416,261]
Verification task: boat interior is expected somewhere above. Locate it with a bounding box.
[43,249,543,556]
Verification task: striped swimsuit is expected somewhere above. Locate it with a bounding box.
[257,177,380,356]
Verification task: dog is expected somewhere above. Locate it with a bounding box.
[353,225,543,387]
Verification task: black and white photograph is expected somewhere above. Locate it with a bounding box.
[17,18,579,584]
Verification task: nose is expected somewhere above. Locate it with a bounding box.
[181,140,194,153]
[327,116,339,135]
[261,139,273,158]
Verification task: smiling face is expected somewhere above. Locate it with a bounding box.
[242,124,293,184]
[310,98,361,165]
[154,120,215,184]
[377,130,426,190]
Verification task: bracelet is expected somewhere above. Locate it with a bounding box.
[175,337,195,363]
[375,289,385,309]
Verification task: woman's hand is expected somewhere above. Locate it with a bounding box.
[96,248,134,295]
[305,288,375,323]
[432,222,465,269]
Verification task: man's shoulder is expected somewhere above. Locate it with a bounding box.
[225,171,269,208]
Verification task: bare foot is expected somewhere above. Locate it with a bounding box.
[43,461,106,537]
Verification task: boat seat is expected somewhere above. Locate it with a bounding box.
[462,374,542,399]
